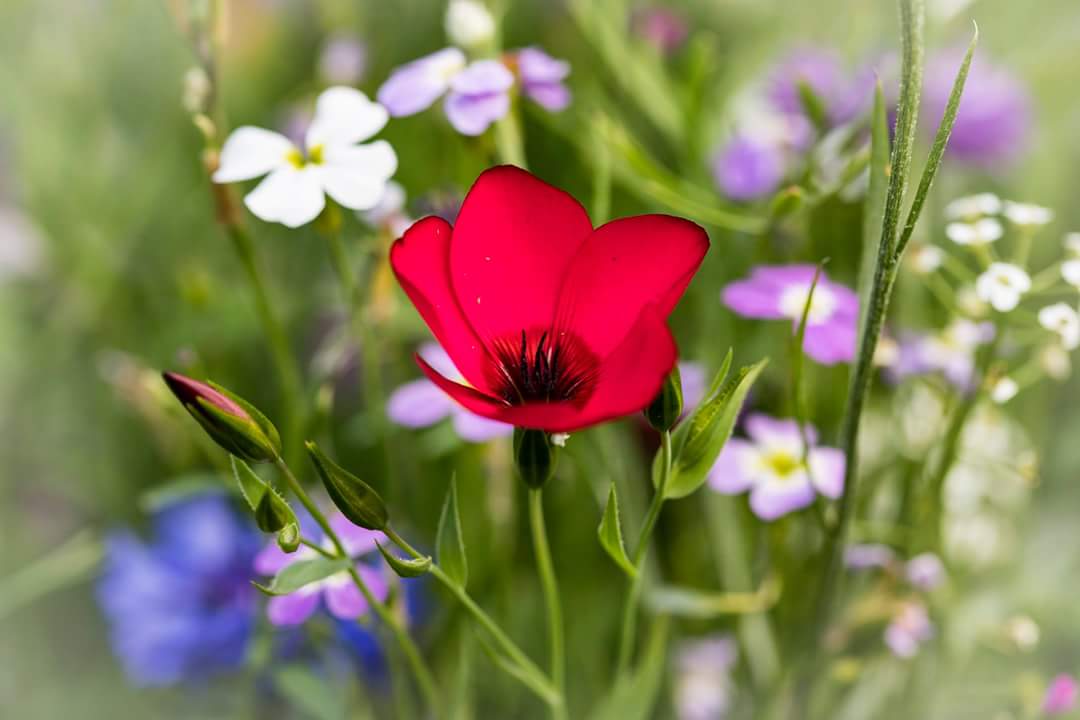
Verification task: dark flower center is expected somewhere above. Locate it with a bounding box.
[488,328,597,406]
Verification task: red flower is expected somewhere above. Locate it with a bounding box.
[390,166,709,432]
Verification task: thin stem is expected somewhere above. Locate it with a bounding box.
[383,526,562,709]
[529,489,566,720]
[299,537,335,559]
[615,430,672,677]
[273,459,440,714]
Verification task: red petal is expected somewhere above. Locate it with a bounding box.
[390,217,494,392]
[450,166,593,344]
[417,305,676,433]
[554,214,708,357]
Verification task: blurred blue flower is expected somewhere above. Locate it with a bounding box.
[96,491,260,686]
[711,135,786,201]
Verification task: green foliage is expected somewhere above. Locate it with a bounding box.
[597,483,637,579]
[437,478,468,589]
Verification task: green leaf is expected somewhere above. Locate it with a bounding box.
[597,483,637,579]
[437,478,468,588]
[797,80,829,133]
[232,456,268,512]
[663,359,769,499]
[474,632,562,708]
[305,441,388,531]
[272,664,348,720]
[857,80,891,340]
[894,24,977,260]
[791,265,825,462]
[587,617,669,720]
[253,556,350,596]
[706,348,734,398]
[376,542,432,578]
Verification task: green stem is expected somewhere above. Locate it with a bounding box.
[494,101,527,169]
[383,526,562,709]
[528,489,566,720]
[273,459,440,715]
[227,224,304,462]
[615,430,672,677]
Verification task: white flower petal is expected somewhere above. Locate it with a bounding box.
[1061,259,1080,288]
[244,166,326,228]
[213,126,294,183]
[306,87,389,150]
[319,141,398,211]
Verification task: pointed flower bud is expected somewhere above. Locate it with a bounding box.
[162,372,281,462]
[644,366,684,432]
[305,441,389,531]
[254,487,293,533]
[513,428,558,489]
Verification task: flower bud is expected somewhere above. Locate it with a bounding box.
[644,366,683,432]
[445,0,495,50]
[305,441,388,530]
[162,372,281,462]
[254,488,292,533]
[513,428,558,489]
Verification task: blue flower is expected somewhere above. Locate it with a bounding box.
[96,491,260,686]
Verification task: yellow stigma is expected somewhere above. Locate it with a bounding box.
[285,147,305,169]
[308,144,325,165]
[763,450,801,478]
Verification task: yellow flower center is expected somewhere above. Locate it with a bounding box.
[285,144,325,169]
[763,449,802,478]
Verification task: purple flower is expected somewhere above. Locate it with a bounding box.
[889,320,995,390]
[631,6,689,55]
[923,49,1030,168]
[387,342,513,443]
[884,601,933,659]
[707,414,844,521]
[678,361,707,413]
[905,552,945,591]
[96,492,259,686]
[377,46,570,137]
[674,635,738,720]
[767,48,873,127]
[515,47,572,112]
[1043,674,1079,716]
[254,512,389,626]
[318,34,367,86]
[711,135,786,201]
[845,543,896,570]
[721,264,859,365]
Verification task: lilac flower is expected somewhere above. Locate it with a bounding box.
[678,361,707,412]
[845,543,896,570]
[923,49,1030,168]
[884,601,934,659]
[96,492,259,686]
[387,342,512,443]
[360,180,413,237]
[515,47,572,111]
[708,414,844,521]
[1043,674,1079,715]
[254,512,389,626]
[711,135,786,201]
[318,34,367,86]
[631,6,689,55]
[767,48,873,127]
[905,552,945,591]
[377,47,569,136]
[674,635,738,720]
[722,264,859,365]
[889,319,995,390]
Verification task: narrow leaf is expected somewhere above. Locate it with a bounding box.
[437,478,468,588]
[664,359,769,499]
[792,264,824,462]
[253,556,350,596]
[232,456,268,512]
[797,80,829,133]
[305,441,388,530]
[706,348,734,398]
[377,542,432,578]
[857,80,891,339]
[587,617,670,720]
[474,631,562,708]
[597,483,637,579]
[894,24,977,260]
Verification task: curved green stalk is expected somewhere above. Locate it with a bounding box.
[529,488,567,720]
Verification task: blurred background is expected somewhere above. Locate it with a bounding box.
[2,0,1080,718]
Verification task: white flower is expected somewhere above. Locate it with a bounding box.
[908,244,945,274]
[1004,615,1040,652]
[1003,201,1054,227]
[1039,343,1072,380]
[945,192,1001,220]
[1061,260,1080,288]
[550,432,570,448]
[213,87,397,228]
[975,263,1031,312]
[445,0,496,49]
[956,285,989,317]
[0,206,44,281]
[989,376,1018,404]
[1064,232,1080,257]
[946,218,1003,246]
[1038,303,1080,350]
